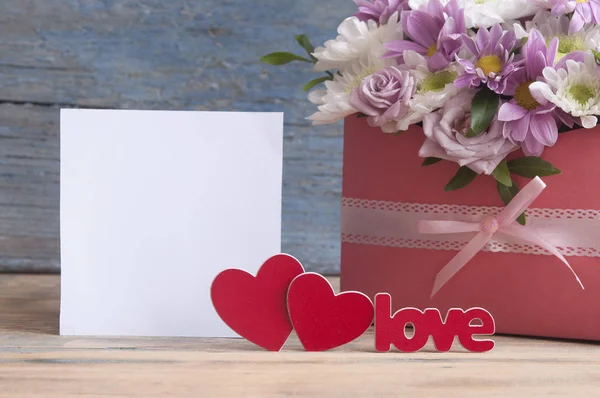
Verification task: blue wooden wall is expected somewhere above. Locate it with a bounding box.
[0,0,355,273]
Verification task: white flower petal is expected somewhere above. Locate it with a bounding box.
[535,59,600,125]
[581,115,598,129]
[313,16,402,73]
[308,89,327,105]
[409,0,538,28]
[529,82,552,105]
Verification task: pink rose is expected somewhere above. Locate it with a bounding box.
[349,66,416,133]
[419,91,517,175]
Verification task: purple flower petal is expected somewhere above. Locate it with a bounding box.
[522,133,545,156]
[488,24,503,50]
[427,52,450,72]
[498,102,528,122]
[396,0,466,67]
[447,0,465,32]
[592,0,600,22]
[524,30,546,77]
[405,12,439,47]
[546,37,558,68]
[580,3,592,22]
[556,51,586,70]
[461,34,479,56]
[552,4,566,14]
[354,0,410,24]
[503,68,527,96]
[514,113,531,142]
[554,108,577,128]
[476,26,491,52]
[530,114,558,147]
[454,73,475,88]
[569,13,585,34]
[384,40,427,59]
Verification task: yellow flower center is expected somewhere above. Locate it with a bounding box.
[476,55,503,76]
[548,35,586,62]
[569,84,595,105]
[515,81,540,111]
[577,0,588,3]
[420,70,458,92]
[426,44,437,57]
[557,35,585,54]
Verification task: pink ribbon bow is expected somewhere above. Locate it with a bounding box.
[419,176,584,297]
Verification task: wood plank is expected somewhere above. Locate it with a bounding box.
[0,105,59,272]
[2,274,600,397]
[0,0,357,273]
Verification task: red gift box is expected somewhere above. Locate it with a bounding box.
[340,115,600,340]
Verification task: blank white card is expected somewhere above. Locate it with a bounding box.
[60,109,284,337]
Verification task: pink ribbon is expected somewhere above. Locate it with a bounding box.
[419,176,585,297]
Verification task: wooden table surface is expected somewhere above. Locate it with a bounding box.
[1,274,600,397]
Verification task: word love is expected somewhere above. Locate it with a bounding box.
[375,294,494,353]
[211,254,495,353]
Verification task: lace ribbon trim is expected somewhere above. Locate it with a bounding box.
[341,198,600,257]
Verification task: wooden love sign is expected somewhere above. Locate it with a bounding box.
[375,294,494,353]
[211,254,495,353]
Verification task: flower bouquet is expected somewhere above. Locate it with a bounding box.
[262,0,600,340]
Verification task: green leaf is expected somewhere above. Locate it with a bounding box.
[422,157,442,166]
[444,167,478,191]
[303,76,332,91]
[294,34,317,62]
[468,88,499,137]
[491,160,512,187]
[593,49,600,65]
[507,157,561,178]
[260,52,313,65]
[497,181,526,225]
[497,180,517,206]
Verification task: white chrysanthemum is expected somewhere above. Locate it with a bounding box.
[307,56,396,125]
[513,11,600,61]
[395,51,462,130]
[312,13,402,73]
[408,0,539,28]
[530,55,600,128]
[306,85,355,125]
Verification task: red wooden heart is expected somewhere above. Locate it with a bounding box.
[211,254,305,351]
[287,273,374,351]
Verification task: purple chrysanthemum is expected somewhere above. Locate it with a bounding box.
[384,0,465,72]
[546,0,600,33]
[497,29,561,156]
[354,0,410,25]
[455,24,522,95]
